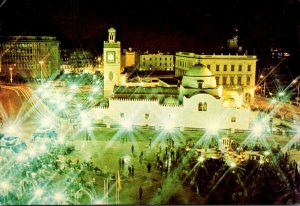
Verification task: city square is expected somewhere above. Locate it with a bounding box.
[1,81,300,204]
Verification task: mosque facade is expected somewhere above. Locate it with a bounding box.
[82,28,252,131]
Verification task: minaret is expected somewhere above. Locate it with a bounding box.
[103,27,121,98]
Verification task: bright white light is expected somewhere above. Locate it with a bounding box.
[4,124,18,136]
[264,151,270,156]
[207,123,218,135]
[278,92,285,97]
[164,122,174,132]
[54,192,65,202]
[94,199,103,204]
[77,104,82,109]
[81,119,90,128]
[252,122,263,137]
[92,87,100,92]
[88,96,94,101]
[70,84,78,90]
[58,103,66,110]
[40,144,47,152]
[0,181,10,190]
[58,136,64,144]
[41,117,53,128]
[197,156,204,163]
[229,162,236,168]
[259,159,264,164]
[35,188,44,197]
[122,121,132,131]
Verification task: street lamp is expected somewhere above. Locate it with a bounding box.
[39,61,44,83]
[9,67,13,83]
[260,75,266,96]
[292,79,300,106]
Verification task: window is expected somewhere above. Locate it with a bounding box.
[216,77,219,85]
[247,65,251,71]
[224,65,227,71]
[238,65,242,71]
[216,65,220,71]
[247,77,251,85]
[198,102,203,111]
[120,113,124,118]
[237,76,242,85]
[230,77,234,85]
[150,58,152,61]
[207,65,211,70]
[231,117,236,122]
[203,102,207,111]
[223,76,227,85]
[198,102,207,111]
[231,65,234,71]
[197,80,204,89]
[145,113,149,119]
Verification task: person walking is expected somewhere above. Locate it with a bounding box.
[139,186,143,200]
[131,165,135,177]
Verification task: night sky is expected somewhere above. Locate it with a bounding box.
[0,0,299,72]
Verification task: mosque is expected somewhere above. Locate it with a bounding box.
[82,28,251,131]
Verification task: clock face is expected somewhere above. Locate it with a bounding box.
[106,51,115,63]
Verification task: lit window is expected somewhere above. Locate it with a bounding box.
[231,65,234,71]
[216,77,219,85]
[238,65,242,71]
[216,65,220,71]
[247,65,251,71]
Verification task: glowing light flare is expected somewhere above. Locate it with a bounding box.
[3,124,18,136]
[92,87,100,93]
[197,156,205,163]
[263,151,270,156]
[229,162,236,168]
[54,192,65,202]
[35,188,44,197]
[41,117,53,128]
[0,181,10,190]
[252,122,263,137]
[94,199,103,204]
[121,121,132,131]
[164,122,174,132]
[206,123,219,135]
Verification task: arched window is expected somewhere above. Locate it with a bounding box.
[203,102,207,111]
[198,102,203,111]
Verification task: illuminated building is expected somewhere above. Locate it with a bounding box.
[0,36,60,81]
[86,28,251,131]
[175,52,257,103]
[139,52,174,71]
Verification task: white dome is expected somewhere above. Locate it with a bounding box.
[181,64,216,89]
[185,64,213,77]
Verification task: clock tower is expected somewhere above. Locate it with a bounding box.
[103,27,121,98]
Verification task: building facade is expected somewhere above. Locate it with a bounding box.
[175,52,257,103]
[103,27,121,98]
[139,52,174,71]
[121,47,137,69]
[0,36,60,81]
[85,64,251,131]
